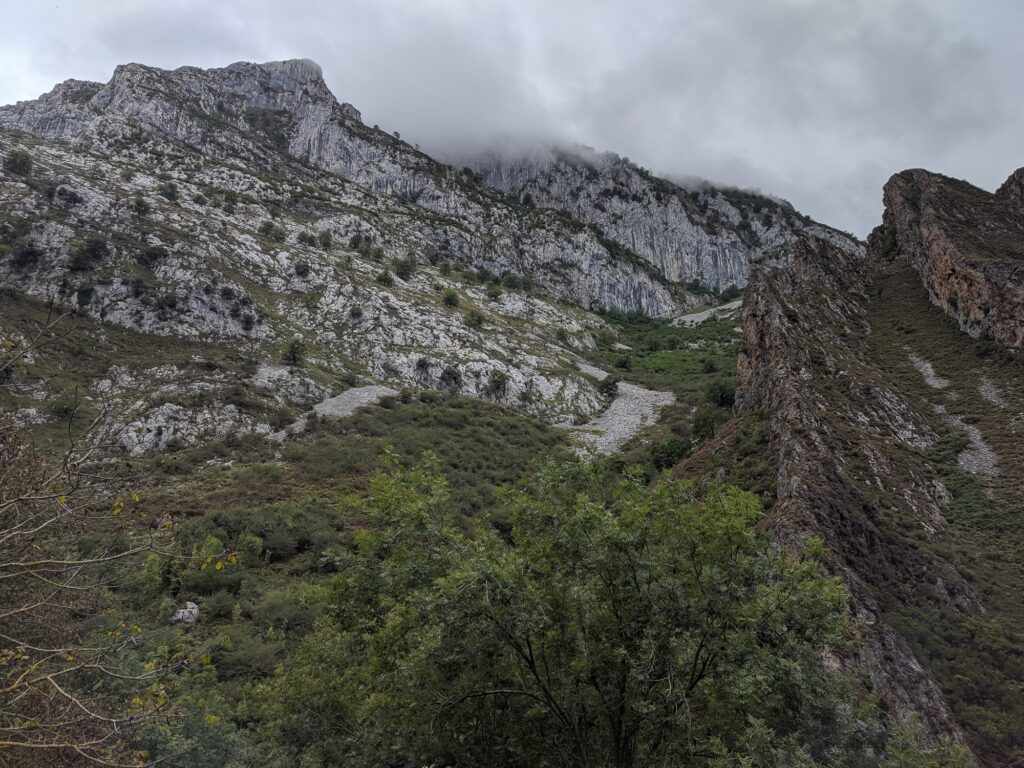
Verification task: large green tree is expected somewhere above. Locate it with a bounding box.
[252,455,969,768]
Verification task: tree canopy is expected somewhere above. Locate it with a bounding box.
[251,455,970,767]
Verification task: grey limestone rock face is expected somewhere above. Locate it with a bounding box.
[0,59,680,318]
[462,145,862,292]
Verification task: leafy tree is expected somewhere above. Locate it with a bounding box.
[705,379,736,408]
[692,403,725,441]
[251,456,957,767]
[317,230,333,250]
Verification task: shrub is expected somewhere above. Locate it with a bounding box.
[692,404,725,441]
[705,379,736,408]
[597,375,620,398]
[297,231,317,247]
[157,181,178,201]
[67,237,109,271]
[463,309,485,329]
[393,256,417,281]
[282,337,305,367]
[258,220,286,242]
[318,230,333,249]
[485,284,502,301]
[131,196,150,217]
[137,245,169,270]
[441,289,460,308]
[650,436,693,470]
[294,261,311,278]
[3,149,32,176]
[718,285,742,302]
[440,365,462,391]
[487,368,509,397]
[10,239,42,270]
[375,270,394,286]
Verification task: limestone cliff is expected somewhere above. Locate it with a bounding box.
[464,145,862,292]
[1,60,681,318]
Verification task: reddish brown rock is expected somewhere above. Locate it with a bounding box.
[869,168,1024,347]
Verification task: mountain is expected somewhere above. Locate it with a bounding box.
[683,167,1024,765]
[4,57,1022,766]
[462,144,860,291]
[0,58,855,452]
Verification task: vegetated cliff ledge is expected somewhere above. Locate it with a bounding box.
[683,236,977,752]
[870,166,1024,348]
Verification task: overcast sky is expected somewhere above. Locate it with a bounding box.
[1,0,1021,235]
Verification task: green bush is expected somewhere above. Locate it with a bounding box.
[597,375,620,398]
[297,231,317,247]
[463,308,485,329]
[3,149,32,176]
[67,237,109,271]
[158,181,178,201]
[258,220,286,242]
[393,256,417,281]
[281,338,305,367]
[10,238,42,270]
[650,436,692,470]
[705,379,736,408]
[131,196,151,217]
[375,270,394,286]
[441,289,460,308]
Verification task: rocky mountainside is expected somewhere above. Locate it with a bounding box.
[870,167,1024,347]
[0,58,682,319]
[0,58,856,456]
[464,144,860,291]
[684,170,1024,765]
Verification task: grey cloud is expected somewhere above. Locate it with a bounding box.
[1,0,1021,235]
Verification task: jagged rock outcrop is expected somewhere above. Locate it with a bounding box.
[1,59,680,317]
[870,167,1024,347]
[464,145,862,292]
[705,236,976,748]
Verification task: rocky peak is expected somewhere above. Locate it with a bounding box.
[996,166,1024,210]
[871,166,1024,347]
[462,144,863,292]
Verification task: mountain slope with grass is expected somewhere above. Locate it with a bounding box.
[683,169,1024,765]
[3,56,1020,768]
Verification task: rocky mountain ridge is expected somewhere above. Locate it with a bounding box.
[871,167,1024,348]
[685,168,1024,764]
[464,144,862,291]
